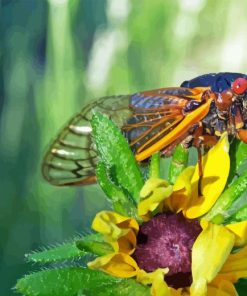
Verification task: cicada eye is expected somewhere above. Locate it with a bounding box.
[232,78,247,95]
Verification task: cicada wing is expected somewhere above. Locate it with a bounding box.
[42,95,132,186]
[123,87,210,161]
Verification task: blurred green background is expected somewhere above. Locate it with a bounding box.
[1,0,247,295]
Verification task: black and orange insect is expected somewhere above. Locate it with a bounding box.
[42,72,247,186]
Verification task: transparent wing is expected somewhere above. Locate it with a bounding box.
[42,95,132,186]
[43,87,208,187]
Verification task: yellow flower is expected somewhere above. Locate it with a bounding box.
[88,134,247,296]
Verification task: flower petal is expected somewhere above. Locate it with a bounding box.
[190,220,235,296]
[226,221,247,247]
[166,166,195,213]
[217,245,247,282]
[185,133,230,219]
[137,268,170,296]
[138,177,173,218]
[208,279,238,296]
[173,166,195,193]
[91,211,139,254]
[88,252,139,278]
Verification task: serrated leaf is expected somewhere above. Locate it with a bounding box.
[95,278,150,296]
[96,162,138,218]
[15,267,121,296]
[91,113,144,204]
[25,241,86,264]
[15,267,150,296]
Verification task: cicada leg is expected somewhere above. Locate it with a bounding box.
[237,130,247,143]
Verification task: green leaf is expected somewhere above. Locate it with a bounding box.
[95,278,150,296]
[227,204,247,223]
[236,278,247,296]
[15,267,121,296]
[149,152,160,178]
[25,241,86,264]
[168,144,188,184]
[204,170,247,223]
[228,139,247,184]
[76,233,113,256]
[96,162,138,218]
[16,267,150,296]
[91,112,144,205]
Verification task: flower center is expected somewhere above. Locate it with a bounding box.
[132,212,202,289]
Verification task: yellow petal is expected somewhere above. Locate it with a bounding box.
[137,268,170,296]
[171,288,190,296]
[173,166,195,194]
[166,167,195,213]
[190,220,235,296]
[138,177,173,218]
[91,211,139,254]
[226,221,247,247]
[88,252,139,278]
[208,279,238,296]
[185,133,230,219]
[218,245,247,282]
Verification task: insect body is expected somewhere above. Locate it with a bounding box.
[42,72,247,186]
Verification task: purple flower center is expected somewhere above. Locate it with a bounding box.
[132,212,202,289]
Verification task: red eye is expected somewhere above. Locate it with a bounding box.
[232,78,247,95]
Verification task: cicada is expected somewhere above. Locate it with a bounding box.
[42,72,247,186]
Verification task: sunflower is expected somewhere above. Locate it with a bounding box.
[88,134,247,296]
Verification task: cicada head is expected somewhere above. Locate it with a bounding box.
[231,77,247,109]
[232,77,247,95]
[230,77,247,134]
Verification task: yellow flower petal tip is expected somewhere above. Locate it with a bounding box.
[226,221,247,247]
[137,268,170,296]
[140,177,169,199]
[91,211,139,253]
[166,166,195,213]
[88,252,139,278]
[138,177,173,217]
[191,222,235,295]
[173,166,195,193]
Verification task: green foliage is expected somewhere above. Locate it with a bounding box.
[25,233,112,265]
[95,279,150,296]
[149,152,161,178]
[228,139,247,184]
[91,112,144,206]
[96,162,138,217]
[236,278,247,296]
[25,241,86,264]
[15,267,150,296]
[76,233,113,256]
[168,144,189,184]
[15,267,119,296]
[204,169,247,223]
[227,204,247,223]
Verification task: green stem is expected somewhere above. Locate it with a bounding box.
[204,170,247,223]
[149,152,161,178]
[226,204,247,223]
[168,144,188,184]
